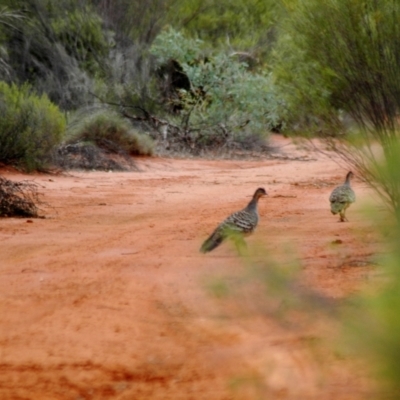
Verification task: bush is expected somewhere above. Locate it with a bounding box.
[0,1,110,110]
[67,110,154,156]
[50,5,109,76]
[272,0,400,136]
[271,0,400,216]
[150,29,281,152]
[271,32,340,135]
[96,43,161,116]
[342,146,400,396]
[166,0,281,60]
[0,82,66,171]
[288,0,400,134]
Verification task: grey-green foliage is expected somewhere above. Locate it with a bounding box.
[0,6,24,80]
[0,82,66,171]
[50,4,110,76]
[97,43,161,116]
[90,0,180,112]
[151,28,282,149]
[0,0,109,109]
[149,27,204,65]
[92,0,176,45]
[185,53,282,138]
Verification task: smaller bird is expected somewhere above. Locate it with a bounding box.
[329,171,356,222]
[200,187,267,253]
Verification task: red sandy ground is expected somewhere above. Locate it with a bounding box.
[0,136,382,399]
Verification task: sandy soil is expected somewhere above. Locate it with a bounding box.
[0,136,381,400]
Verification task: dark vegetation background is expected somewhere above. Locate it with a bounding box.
[1,0,400,396]
[0,1,399,178]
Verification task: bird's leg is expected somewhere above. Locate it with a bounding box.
[230,232,248,256]
[339,210,348,222]
[341,204,350,222]
[235,238,248,256]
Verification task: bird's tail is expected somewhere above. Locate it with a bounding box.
[200,228,224,253]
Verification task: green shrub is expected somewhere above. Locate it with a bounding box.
[150,28,281,152]
[0,82,66,171]
[269,1,400,217]
[288,0,400,134]
[271,0,400,137]
[271,31,340,135]
[342,143,400,395]
[51,5,109,76]
[67,110,154,156]
[167,0,281,60]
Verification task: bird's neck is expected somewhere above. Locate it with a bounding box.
[345,175,352,186]
[246,197,259,211]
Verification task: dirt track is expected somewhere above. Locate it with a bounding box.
[0,136,380,399]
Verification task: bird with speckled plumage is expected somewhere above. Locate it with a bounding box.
[329,171,356,222]
[200,188,267,253]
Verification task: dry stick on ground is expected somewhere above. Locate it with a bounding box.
[0,175,44,218]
